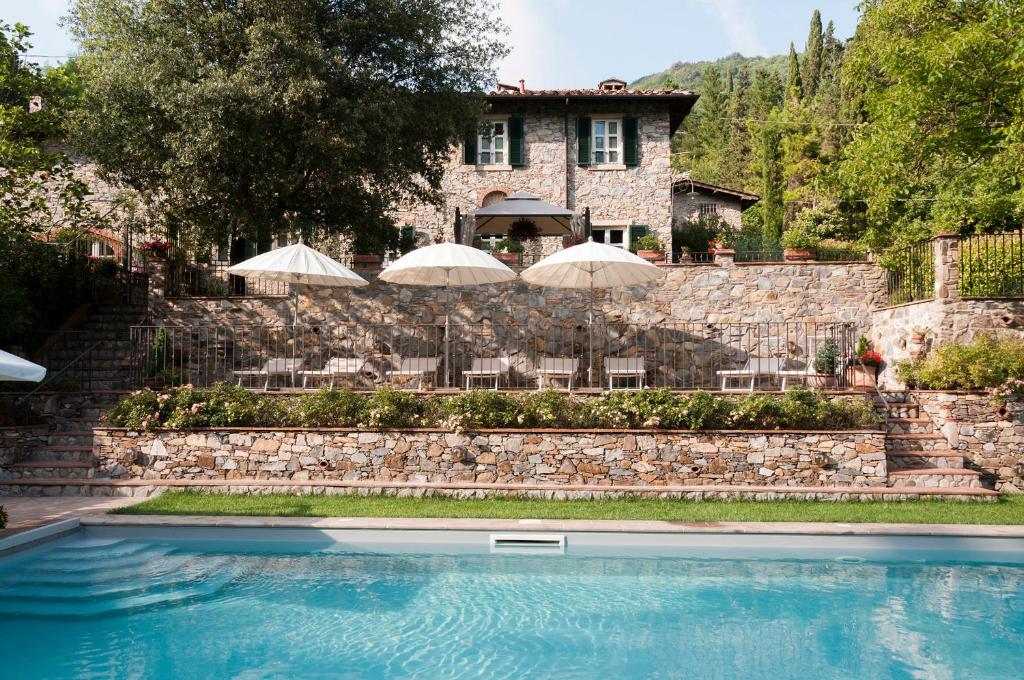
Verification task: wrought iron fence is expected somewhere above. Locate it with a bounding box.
[128,321,861,392]
[959,231,1024,298]
[735,247,869,264]
[0,332,106,392]
[166,259,290,298]
[885,241,935,305]
[671,250,715,264]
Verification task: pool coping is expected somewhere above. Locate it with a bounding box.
[79,514,1024,538]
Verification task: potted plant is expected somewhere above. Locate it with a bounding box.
[492,238,524,266]
[140,237,172,259]
[809,338,839,388]
[846,335,881,389]
[780,222,820,261]
[676,245,691,263]
[634,234,666,263]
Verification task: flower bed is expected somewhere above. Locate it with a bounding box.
[103,384,880,432]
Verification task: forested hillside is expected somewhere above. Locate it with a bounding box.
[653,2,1024,254]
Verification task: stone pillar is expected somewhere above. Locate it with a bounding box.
[714,248,736,269]
[933,233,961,303]
[146,256,169,317]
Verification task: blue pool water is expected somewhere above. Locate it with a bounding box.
[0,535,1022,679]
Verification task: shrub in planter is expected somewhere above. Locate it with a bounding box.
[361,389,425,429]
[780,222,821,260]
[634,234,666,262]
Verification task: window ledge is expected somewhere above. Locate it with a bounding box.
[586,164,628,171]
[473,164,515,172]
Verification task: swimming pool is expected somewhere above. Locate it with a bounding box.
[1,527,1022,679]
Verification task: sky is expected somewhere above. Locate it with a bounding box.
[3,0,861,87]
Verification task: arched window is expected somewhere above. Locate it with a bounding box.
[481,190,507,207]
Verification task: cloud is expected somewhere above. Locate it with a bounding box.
[700,0,765,57]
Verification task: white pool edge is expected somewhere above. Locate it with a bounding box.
[0,518,80,556]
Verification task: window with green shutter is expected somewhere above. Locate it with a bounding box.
[508,117,525,166]
[628,224,650,250]
[577,117,591,166]
[463,131,477,165]
[623,117,638,166]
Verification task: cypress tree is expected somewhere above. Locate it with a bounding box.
[786,42,803,102]
[761,124,784,241]
[802,10,823,99]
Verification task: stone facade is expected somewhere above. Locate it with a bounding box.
[913,392,1024,493]
[673,189,745,230]
[391,103,675,248]
[92,428,888,488]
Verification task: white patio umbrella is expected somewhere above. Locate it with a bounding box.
[520,239,666,387]
[0,349,46,382]
[379,242,517,387]
[226,241,369,324]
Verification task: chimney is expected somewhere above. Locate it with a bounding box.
[28,95,43,113]
[518,79,526,94]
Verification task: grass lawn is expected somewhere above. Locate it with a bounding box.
[115,491,1024,524]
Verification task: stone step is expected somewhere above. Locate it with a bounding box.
[887,468,984,489]
[885,404,920,419]
[0,477,1001,500]
[886,451,967,470]
[885,417,935,435]
[3,461,95,479]
[885,433,949,451]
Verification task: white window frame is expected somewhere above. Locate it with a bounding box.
[477,118,509,166]
[591,117,623,166]
[90,239,115,258]
[591,224,628,250]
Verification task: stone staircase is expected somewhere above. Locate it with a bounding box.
[879,392,990,490]
[44,304,148,391]
[3,399,113,482]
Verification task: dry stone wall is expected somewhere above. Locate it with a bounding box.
[914,392,1024,493]
[92,428,888,489]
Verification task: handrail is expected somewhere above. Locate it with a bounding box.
[16,340,104,405]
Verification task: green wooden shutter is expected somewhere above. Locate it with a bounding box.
[508,117,525,166]
[629,224,650,250]
[577,117,591,166]
[623,117,638,166]
[463,131,477,165]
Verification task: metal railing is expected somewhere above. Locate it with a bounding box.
[0,332,105,393]
[959,231,1024,298]
[886,241,935,305]
[128,321,861,392]
[166,259,290,298]
[671,250,715,264]
[735,247,869,263]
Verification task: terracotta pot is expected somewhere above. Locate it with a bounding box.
[846,365,877,389]
[352,254,383,268]
[783,248,814,262]
[806,374,830,389]
[494,252,521,267]
[638,249,666,264]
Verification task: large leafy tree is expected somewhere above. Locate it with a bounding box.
[0,22,111,343]
[66,0,507,251]
[840,0,1024,247]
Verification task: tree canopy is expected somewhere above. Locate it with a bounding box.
[67,0,508,251]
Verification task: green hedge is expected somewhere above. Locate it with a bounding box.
[104,384,880,432]
[898,335,1024,402]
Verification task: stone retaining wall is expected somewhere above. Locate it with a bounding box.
[92,428,888,488]
[913,392,1024,493]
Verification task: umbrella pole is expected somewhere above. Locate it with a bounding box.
[444,270,451,389]
[588,276,594,389]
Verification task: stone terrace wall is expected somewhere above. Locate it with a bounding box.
[93,428,888,488]
[149,256,886,328]
[914,392,1024,493]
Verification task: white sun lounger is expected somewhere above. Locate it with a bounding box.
[234,358,303,391]
[464,357,509,391]
[605,357,646,391]
[717,357,786,392]
[387,357,439,390]
[298,358,367,389]
[537,357,579,391]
